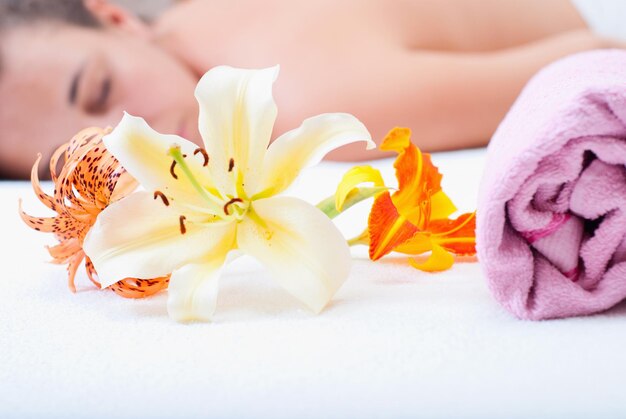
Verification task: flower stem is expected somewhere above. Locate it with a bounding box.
[316,186,388,219]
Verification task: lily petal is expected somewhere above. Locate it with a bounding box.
[430,212,477,255]
[430,190,457,221]
[83,191,236,287]
[335,165,385,211]
[394,233,432,255]
[383,127,453,226]
[368,191,418,261]
[396,213,477,256]
[167,260,226,322]
[237,196,351,313]
[103,113,219,210]
[254,113,374,197]
[195,66,279,194]
[408,244,455,272]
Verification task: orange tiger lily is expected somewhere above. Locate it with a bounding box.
[368,127,476,271]
[19,127,170,297]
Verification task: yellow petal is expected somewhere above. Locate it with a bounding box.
[394,233,433,255]
[429,190,457,221]
[408,244,455,272]
[237,196,351,313]
[317,186,387,219]
[253,113,374,198]
[195,66,279,195]
[379,127,411,153]
[335,165,385,211]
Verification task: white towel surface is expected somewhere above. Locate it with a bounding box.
[3,148,626,419]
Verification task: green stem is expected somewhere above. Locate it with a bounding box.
[316,186,388,219]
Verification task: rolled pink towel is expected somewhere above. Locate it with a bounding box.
[477,50,626,320]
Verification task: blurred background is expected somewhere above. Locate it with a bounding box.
[1,0,625,179]
[116,0,172,20]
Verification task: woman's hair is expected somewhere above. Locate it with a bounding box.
[0,0,100,30]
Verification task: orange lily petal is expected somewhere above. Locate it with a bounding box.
[408,244,455,272]
[85,257,170,299]
[380,127,412,153]
[46,239,83,264]
[430,190,457,221]
[394,232,433,255]
[18,200,56,234]
[20,127,152,295]
[430,212,477,255]
[381,128,451,227]
[30,154,57,212]
[66,251,85,293]
[48,142,66,184]
[419,153,445,196]
[335,165,385,211]
[396,212,476,257]
[368,191,418,260]
[108,277,171,299]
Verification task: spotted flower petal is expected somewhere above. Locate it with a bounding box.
[19,127,161,294]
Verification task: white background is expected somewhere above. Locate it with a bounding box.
[3,149,626,418]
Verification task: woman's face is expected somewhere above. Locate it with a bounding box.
[0,23,200,178]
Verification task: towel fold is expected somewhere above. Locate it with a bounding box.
[477,50,626,320]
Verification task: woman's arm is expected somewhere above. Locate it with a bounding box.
[323,29,623,160]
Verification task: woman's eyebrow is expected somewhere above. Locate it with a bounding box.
[68,67,83,105]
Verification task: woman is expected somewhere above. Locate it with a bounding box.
[0,0,618,178]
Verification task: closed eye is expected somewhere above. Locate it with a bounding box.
[86,77,112,114]
[70,53,114,114]
[69,67,83,105]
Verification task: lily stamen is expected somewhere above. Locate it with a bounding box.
[179,215,187,235]
[167,145,225,210]
[228,158,235,172]
[170,160,178,179]
[194,148,209,166]
[153,191,170,206]
[223,197,244,215]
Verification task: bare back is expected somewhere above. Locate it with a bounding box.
[153,0,596,158]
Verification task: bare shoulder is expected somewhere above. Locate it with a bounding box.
[152,0,219,73]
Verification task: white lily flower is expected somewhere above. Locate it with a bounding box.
[83,66,374,322]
